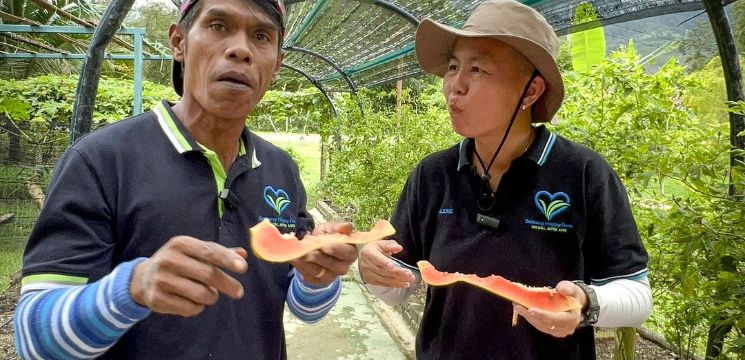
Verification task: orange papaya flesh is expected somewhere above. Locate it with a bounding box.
[417,260,581,313]
[250,219,396,262]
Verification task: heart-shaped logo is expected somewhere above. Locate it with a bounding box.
[534,191,571,221]
[264,186,291,216]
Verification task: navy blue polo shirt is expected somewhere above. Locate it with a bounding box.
[22,101,313,359]
[392,126,648,360]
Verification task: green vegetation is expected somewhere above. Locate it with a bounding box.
[0,165,44,288]
[256,132,322,208]
[1,19,744,357]
[570,2,606,72]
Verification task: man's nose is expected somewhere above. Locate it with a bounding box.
[226,33,252,63]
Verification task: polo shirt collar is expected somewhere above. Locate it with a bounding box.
[153,100,262,169]
[456,126,558,173]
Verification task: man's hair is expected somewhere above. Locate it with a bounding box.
[178,0,283,50]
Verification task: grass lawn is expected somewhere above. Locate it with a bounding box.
[255,132,322,208]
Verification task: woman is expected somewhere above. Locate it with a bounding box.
[359,1,652,359]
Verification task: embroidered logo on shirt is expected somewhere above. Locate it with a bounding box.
[264,186,291,216]
[534,191,570,220]
[525,190,574,233]
[259,186,297,229]
[439,208,454,215]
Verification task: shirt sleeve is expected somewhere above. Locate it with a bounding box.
[390,165,424,267]
[285,269,341,323]
[584,157,649,284]
[22,147,117,286]
[14,258,151,359]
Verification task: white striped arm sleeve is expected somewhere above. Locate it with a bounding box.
[286,269,341,324]
[14,258,151,359]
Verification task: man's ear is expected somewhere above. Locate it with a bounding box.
[523,74,547,108]
[169,23,186,62]
[273,50,285,80]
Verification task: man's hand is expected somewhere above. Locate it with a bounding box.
[290,222,358,286]
[130,236,248,317]
[358,240,416,288]
[512,280,588,337]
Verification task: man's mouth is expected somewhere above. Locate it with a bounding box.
[218,72,251,88]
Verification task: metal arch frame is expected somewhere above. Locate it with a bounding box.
[285,0,419,26]
[0,24,153,116]
[284,0,421,82]
[282,63,339,117]
[552,2,738,36]
[364,0,420,26]
[284,0,330,47]
[284,46,364,113]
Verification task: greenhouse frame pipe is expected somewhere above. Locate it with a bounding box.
[70,0,136,144]
[282,63,339,117]
[284,46,363,113]
[703,0,744,199]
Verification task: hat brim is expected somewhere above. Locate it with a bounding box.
[172,59,184,97]
[415,19,564,123]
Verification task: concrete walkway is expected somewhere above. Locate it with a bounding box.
[284,278,406,360]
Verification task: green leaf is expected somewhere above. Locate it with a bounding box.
[570,2,606,72]
[0,98,32,121]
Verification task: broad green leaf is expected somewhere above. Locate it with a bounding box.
[570,2,606,72]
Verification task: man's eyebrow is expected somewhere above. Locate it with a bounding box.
[205,8,232,20]
[204,7,279,33]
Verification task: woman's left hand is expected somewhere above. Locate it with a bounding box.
[512,281,588,338]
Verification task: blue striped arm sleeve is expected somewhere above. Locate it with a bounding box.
[14,258,151,359]
[286,269,341,324]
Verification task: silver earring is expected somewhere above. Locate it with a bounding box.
[521,105,527,110]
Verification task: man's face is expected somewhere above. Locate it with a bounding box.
[171,0,283,119]
[442,37,532,139]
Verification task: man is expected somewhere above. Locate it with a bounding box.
[359,1,652,359]
[14,0,357,358]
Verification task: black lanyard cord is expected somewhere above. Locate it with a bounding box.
[474,70,539,191]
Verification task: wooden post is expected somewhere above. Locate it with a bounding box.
[395,79,403,127]
[703,0,745,198]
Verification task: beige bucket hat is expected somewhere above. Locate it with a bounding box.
[416,0,564,123]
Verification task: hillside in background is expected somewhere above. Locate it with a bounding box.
[597,5,739,70]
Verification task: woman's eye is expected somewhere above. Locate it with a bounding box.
[256,32,270,42]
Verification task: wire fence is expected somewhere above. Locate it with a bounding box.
[0,131,64,283]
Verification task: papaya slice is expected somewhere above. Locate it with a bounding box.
[250,219,395,262]
[417,260,582,314]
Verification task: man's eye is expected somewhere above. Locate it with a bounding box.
[471,67,482,73]
[256,32,270,42]
[210,23,226,32]
[448,64,458,71]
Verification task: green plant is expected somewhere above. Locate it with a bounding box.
[319,82,458,228]
[556,44,743,358]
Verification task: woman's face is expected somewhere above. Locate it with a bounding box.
[442,37,533,139]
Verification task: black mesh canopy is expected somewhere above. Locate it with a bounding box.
[279,0,737,93]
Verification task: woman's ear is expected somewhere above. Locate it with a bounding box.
[169,24,186,62]
[522,75,547,108]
